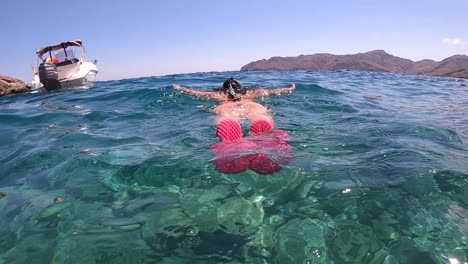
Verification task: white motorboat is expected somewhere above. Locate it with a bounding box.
[32,39,98,91]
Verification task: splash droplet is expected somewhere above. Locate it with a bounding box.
[310,247,321,258]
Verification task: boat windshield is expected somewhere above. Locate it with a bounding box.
[54,49,76,63]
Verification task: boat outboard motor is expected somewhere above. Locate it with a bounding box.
[38,62,61,91]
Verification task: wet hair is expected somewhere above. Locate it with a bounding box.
[220,78,247,101]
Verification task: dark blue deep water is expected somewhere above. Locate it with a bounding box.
[0,70,467,263]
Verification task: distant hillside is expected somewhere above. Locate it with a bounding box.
[240,50,468,79]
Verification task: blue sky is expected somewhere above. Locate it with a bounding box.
[1,0,467,81]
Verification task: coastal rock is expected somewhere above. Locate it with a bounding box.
[0,75,31,96]
[240,50,468,79]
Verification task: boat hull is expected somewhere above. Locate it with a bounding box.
[41,61,98,91]
[58,70,98,89]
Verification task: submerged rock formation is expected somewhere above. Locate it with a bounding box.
[241,50,468,79]
[0,75,31,96]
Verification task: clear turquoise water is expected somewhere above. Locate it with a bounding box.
[0,70,467,263]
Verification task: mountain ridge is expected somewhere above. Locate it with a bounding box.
[240,50,468,79]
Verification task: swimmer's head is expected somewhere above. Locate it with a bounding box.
[222,78,246,101]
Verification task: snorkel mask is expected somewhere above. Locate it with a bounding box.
[222,78,245,101]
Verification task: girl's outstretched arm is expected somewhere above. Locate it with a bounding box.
[244,84,295,98]
[172,84,225,100]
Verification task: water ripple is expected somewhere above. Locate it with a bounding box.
[0,70,467,263]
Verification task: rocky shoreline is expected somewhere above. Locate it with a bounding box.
[0,75,32,97]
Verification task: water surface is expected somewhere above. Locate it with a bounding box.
[0,70,467,263]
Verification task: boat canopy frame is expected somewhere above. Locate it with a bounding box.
[36,39,87,61]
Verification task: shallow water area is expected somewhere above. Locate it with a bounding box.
[0,70,467,263]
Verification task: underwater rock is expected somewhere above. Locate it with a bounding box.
[144,227,247,262]
[318,187,378,223]
[402,173,437,197]
[221,169,306,206]
[177,235,202,251]
[447,204,468,237]
[100,216,141,227]
[183,185,233,206]
[0,196,77,259]
[188,202,220,233]
[141,207,193,238]
[0,189,77,256]
[180,185,232,215]
[70,184,114,203]
[140,207,199,259]
[250,195,276,215]
[0,192,6,199]
[370,210,401,241]
[283,197,330,221]
[244,224,275,261]
[297,178,323,199]
[62,204,141,235]
[402,195,468,263]
[433,170,468,207]
[53,202,144,248]
[217,197,264,236]
[407,208,441,237]
[366,249,394,264]
[265,214,286,228]
[182,230,248,262]
[0,190,58,224]
[1,232,57,263]
[389,236,437,264]
[383,255,400,264]
[83,223,142,234]
[328,221,385,263]
[145,222,200,255]
[52,229,152,264]
[417,204,468,263]
[179,185,233,232]
[37,201,72,219]
[115,191,180,216]
[372,221,400,241]
[274,218,329,264]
